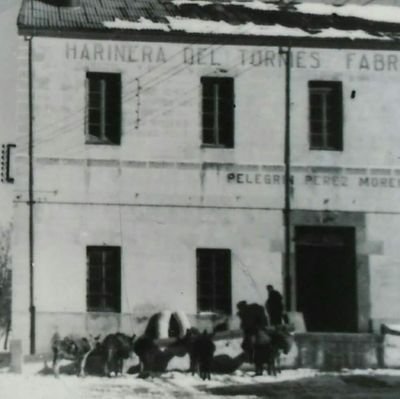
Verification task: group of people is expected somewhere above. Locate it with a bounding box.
[236,284,285,360]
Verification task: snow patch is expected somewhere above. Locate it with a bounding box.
[297,4,400,24]
[172,0,279,12]
[103,17,170,31]
[384,324,400,332]
[383,333,400,368]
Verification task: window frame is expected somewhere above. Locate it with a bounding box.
[86,245,121,313]
[308,80,343,151]
[201,77,234,149]
[86,72,122,145]
[196,248,232,315]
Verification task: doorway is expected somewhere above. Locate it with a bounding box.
[295,226,357,332]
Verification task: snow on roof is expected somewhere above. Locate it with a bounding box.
[296,3,400,24]
[171,0,400,25]
[104,16,388,41]
[172,0,280,12]
[103,17,170,31]
[17,0,400,43]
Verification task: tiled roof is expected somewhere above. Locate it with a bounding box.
[17,0,400,43]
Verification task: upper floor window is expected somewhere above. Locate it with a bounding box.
[196,248,232,314]
[309,81,343,151]
[201,77,234,148]
[87,246,121,312]
[86,72,121,145]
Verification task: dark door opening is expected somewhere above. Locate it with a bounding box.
[295,226,357,332]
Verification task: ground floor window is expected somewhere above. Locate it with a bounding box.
[196,248,232,314]
[87,246,121,312]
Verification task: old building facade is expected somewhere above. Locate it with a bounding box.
[0,1,19,348]
[12,0,400,353]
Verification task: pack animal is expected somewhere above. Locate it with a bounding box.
[51,333,101,377]
[182,329,216,380]
[133,334,161,378]
[133,332,195,378]
[101,332,136,377]
[253,327,293,376]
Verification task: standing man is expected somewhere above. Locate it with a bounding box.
[265,285,284,326]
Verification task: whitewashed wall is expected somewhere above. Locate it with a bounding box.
[13,35,400,352]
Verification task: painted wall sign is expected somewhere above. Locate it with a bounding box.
[227,172,293,185]
[65,41,400,73]
[227,172,400,189]
[65,42,168,63]
[358,176,400,188]
[239,49,321,69]
[183,46,222,66]
[345,52,400,72]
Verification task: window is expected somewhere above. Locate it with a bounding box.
[196,248,232,314]
[87,246,121,312]
[309,81,343,151]
[86,72,121,145]
[201,77,234,148]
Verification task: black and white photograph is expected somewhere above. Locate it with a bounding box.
[2,0,400,397]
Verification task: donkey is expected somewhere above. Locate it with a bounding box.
[101,332,136,377]
[180,328,216,380]
[253,327,293,376]
[51,333,101,377]
[132,334,160,378]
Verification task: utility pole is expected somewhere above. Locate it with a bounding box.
[27,0,35,355]
[280,46,292,312]
[28,34,35,355]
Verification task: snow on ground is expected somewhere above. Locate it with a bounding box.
[1,335,400,399]
[0,364,319,399]
[339,368,400,377]
[2,362,400,399]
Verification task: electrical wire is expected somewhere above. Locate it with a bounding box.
[15,44,266,155]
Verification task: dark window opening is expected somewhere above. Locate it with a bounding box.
[309,81,343,151]
[197,248,232,314]
[87,246,121,312]
[201,77,234,148]
[86,72,121,145]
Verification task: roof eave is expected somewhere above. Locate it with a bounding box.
[17,25,400,50]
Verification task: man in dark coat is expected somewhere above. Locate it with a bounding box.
[237,300,268,361]
[265,285,284,326]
